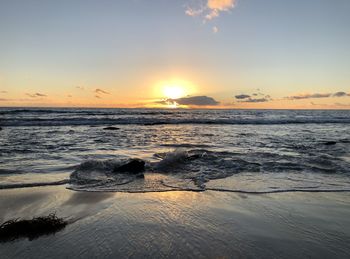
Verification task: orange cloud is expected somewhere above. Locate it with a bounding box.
[185,0,236,19]
[185,0,236,31]
[207,0,235,11]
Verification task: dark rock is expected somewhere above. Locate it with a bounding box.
[324,141,337,146]
[0,127,2,131]
[113,159,145,174]
[103,126,120,131]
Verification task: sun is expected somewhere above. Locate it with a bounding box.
[152,79,196,107]
[163,85,185,99]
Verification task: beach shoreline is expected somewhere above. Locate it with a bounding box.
[1,186,350,258]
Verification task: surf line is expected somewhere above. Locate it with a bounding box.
[206,187,350,194]
[1,179,350,194]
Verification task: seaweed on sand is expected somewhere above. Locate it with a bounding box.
[0,213,68,242]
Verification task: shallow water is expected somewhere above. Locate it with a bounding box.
[1,186,350,258]
[0,108,349,193]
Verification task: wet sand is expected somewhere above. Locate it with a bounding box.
[1,186,350,258]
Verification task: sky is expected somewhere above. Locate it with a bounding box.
[0,0,350,109]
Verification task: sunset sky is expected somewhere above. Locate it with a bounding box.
[1,0,349,108]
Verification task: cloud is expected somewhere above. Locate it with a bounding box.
[333,91,347,97]
[252,90,264,97]
[207,0,235,10]
[185,7,204,17]
[212,26,219,33]
[76,86,84,90]
[0,98,10,101]
[286,93,331,100]
[239,97,270,103]
[95,95,101,99]
[235,94,250,99]
[26,93,47,98]
[234,90,273,103]
[286,91,350,100]
[207,0,235,19]
[205,9,220,20]
[185,0,236,29]
[0,91,7,94]
[95,88,109,95]
[161,95,219,106]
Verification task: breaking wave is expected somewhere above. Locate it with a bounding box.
[63,149,350,193]
[1,146,349,193]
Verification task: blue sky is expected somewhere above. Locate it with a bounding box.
[0,0,349,108]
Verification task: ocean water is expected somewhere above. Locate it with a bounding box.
[0,108,350,193]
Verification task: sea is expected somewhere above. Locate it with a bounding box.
[1,108,350,193]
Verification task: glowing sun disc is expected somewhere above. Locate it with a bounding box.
[163,85,185,99]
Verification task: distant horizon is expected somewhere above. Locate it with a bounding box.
[1,105,349,111]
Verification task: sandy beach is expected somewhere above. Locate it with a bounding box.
[1,186,350,258]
